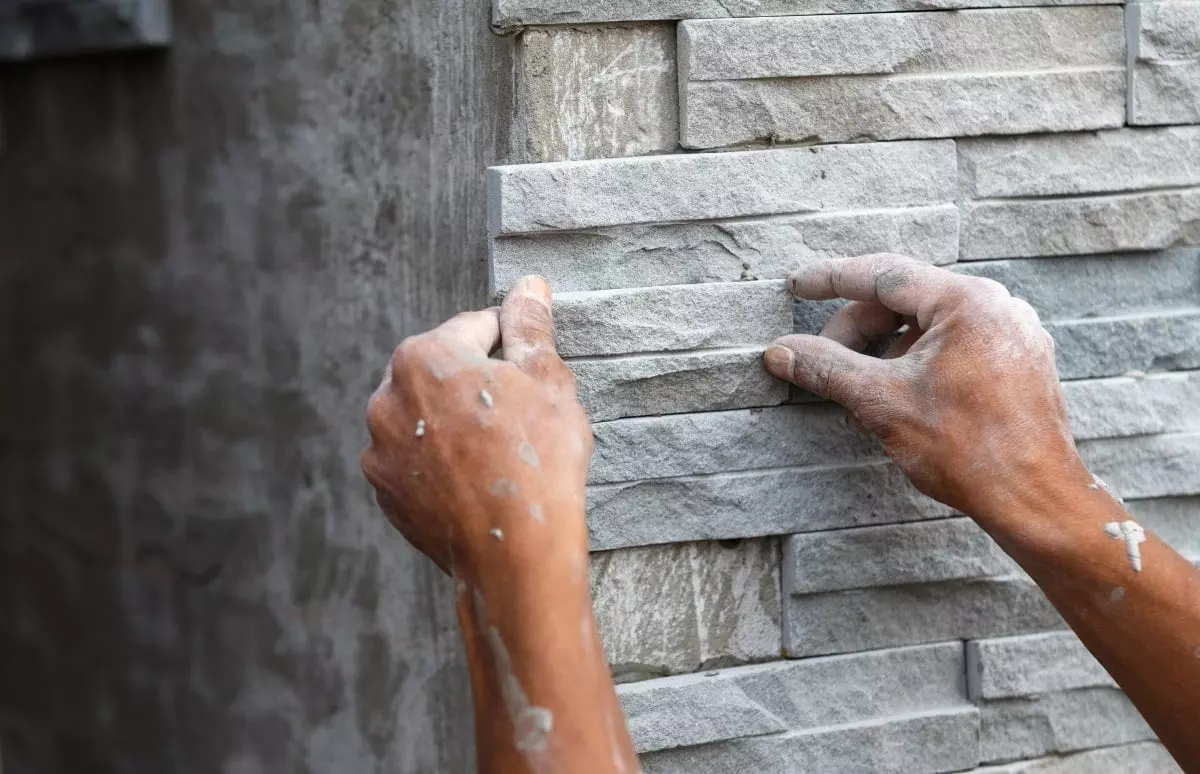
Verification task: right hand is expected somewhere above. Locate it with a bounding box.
[764,253,1091,528]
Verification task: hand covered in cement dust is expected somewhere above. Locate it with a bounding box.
[765,253,1088,526]
[362,277,592,576]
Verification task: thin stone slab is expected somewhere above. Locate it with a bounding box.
[976,743,1182,774]
[1081,432,1200,502]
[0,0,171,61]
[590,538,780,682]
[1129,2,1200,126]
[494,0,1121,28]
[1062,371,1200,442]
[980,687,1155,764]
[783,576,1065,658]
[487,140,957,235]
[618,642,965,753]
[639,707,980,774]
[554,280,791,358]
[573,348,789,423]
[784,518,1018,595]
[1047,310,1200,380]
[966,632,1113,701]
[491,204,958,294]
[1125,496,1200,560]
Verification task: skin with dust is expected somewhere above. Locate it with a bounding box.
[1105,520,1147,573]
[529,504,545,524]
[1090,474,1123,503]
[490,479,520,497]
[518,441,540,469]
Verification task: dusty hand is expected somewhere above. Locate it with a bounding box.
[765,253,1087,526]
[362,277,592,575]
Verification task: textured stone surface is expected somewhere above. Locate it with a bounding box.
[679,8,1124,148]
[966,633,1113,701]
[975,742,1182,773]
[784,518,1017,595]
[0,0,170,60]
[954,250,1200,321]
[784,576,1064,659]
[1125,496,1200,560]
[587,460,952,551]
[639,707,981,774]
[573,348,788,422]
[491,204,959,293]
[1062,372,1200,441]
[1047,310,1200,381]
[618,642,966,753]
[958,127,1200,199]
[589,403,881,485]
[980,688,1155,763]
[494,0,1121,27]
[1129,2,1200,126]
[487,140,957,235]
[555,280,791,358]
[517,24,677,163]
[590,538,781,682]
[1080,432,1200,500]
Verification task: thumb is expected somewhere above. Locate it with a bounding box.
[765,334,891,411]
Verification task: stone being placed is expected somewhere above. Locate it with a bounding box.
[590,538,781,682]
[966,632,1114,702]
[979,687,1155,764]
[678,7,1125,148]
[617,642,966,753]
[975,742,1182,774]
[959,127,1200,259]
[1128,1,1200,126]
[639,707,980,774]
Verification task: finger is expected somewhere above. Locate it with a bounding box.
[820,301,904,352]
[501,276,576,392]
[430,308,502,357]
[789,253,966,329]
[765,334,892,410]
[884,323,923,360]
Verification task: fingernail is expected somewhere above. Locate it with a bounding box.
[512,275,552,305]
[764,345,795,377]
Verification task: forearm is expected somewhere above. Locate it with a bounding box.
[975,460,1200,767]
[454,516,640,774]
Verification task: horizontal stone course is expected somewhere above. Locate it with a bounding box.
[487,141,956,235]
[1129,1,1200,126]
[618,642,965,753]
[966,632,1113,701]
[639,707,980,774]
[1061,371,1200,442]
[784,518,1017,595]
[975,742,1182,773]
[980,687,1155,763]
[1047,310,1200,380]
[555,280,791,358]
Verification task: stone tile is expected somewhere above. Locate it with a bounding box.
[1063,371,1200,442]
[590,538,781,682]
[1128,2,1200,126]
[1047,310,1200,381]
[975,742,1182,773]
[966,632,1113,701]
[517,24,677,163]
[1080,432,1200,501]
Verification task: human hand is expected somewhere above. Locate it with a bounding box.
[764,253,1088,527]
[362,277,592,577]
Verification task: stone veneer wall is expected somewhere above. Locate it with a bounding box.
[491,2,1199,772]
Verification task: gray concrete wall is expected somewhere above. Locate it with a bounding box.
[0,2,514,772]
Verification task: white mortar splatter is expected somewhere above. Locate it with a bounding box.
[1105,520,1147,573]
[415,419,426,437]
[480,389,494,408]
[518,441,540,469]
[1089,474,1124,503]
[1110,587,1126,602]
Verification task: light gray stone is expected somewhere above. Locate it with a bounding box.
[975,742,1182,774]
[590,538,781,682]
[966,632,1113,702]
[958,127,1200,199]
[784,518,1017,595]
[1125,496,1200,560]
[487,140,957,235]
[1063,372,1200,442]
[680,9,1122,82]
[0,0,171,61]
[587,460,953,551]
[574,348,788,423]
[953,250,1200,321]
[1048,310,1200,381]
[491,204,959,294]
[980,688,1155,764]
[1129,2,1200,126]
[783,576,1065,658]
[588,403,880,485]
[639,707,981,774]
[1081,432,1200,501]
[961,188,1200,260]
[555,280,791,358]
[619,642,965,753]
[494,0,1121,28]
[517,24,677,163]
